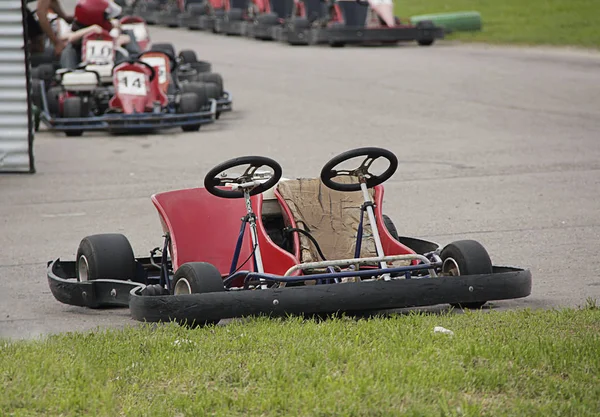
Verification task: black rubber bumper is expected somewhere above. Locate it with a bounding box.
[313,25,444,45]
[47,259,144,308]
[129,266,532,325]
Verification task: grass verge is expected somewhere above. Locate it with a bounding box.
[397,0,600,49]
[2,307,600,416]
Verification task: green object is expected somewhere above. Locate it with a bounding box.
[410,11,482,33]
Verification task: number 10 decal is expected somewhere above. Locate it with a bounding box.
[85,40,114,63]
[116,71,148,96]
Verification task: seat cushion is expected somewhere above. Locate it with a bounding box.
[276,177,377,263]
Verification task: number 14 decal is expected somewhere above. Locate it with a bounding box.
[116,71,148,96]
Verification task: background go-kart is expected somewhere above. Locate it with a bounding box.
[1,0,599,339]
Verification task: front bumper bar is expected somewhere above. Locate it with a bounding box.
[40,99,217,134]
[48,258,532,324]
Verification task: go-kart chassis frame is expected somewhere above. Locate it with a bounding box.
[272,22,445,46]
[46,207,532,324]
[47,256,532,323]
[38,80,218,133]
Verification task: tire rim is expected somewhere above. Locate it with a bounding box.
[174,277,192,295]
[442,257,460,277]
[78,255,90,281]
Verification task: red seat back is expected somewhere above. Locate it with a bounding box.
[151,188,299,278]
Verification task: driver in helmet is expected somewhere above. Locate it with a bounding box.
[59,0,141,69]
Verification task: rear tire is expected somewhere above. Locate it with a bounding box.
[31,79,43,109]
[179,49,198,63]
[226,8,244,21]
[76,233,137,282]
[440,240,493,309]
[178,92,202,132]
[382,214,399,241]
[63,97,84,137]
[180,82,210,107]
[191,60,212,74]
[196,72,223,96]
[46,87,62,116]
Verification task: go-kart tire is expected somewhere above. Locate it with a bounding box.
[46,86,62,117]
[140,284,170,296]
[75,233,137,282]
[191,60,211,74]
[188,3,207,15]
[35,63,55,83]
[256,12,278,26]
[179,49,198,64]
[415,20,436,46]
[440,240,493,309]
[172,262,225,295]
[226,8,244,21]
[382,214,399,241]
[202,83,220,100]
[30,79,43,109]
[151,42,176,57]
[63,97,84,137]
[178,92,202,132]
[410,11,482,33]
[171,262,225,327]
[196,72,223,96]
[180,82,210,106]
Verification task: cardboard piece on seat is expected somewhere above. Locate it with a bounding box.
[277,177,377,263]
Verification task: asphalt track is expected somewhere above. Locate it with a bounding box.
[1,23,600,339]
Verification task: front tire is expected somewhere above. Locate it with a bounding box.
[63,97,84,137]
[172,262,225,295]
[76,233,137,282]
[440,240,493,309]
[171,262,225,327]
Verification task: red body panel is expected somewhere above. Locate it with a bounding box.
[151,188,298,281]
[151,184,417,282]
[139,51,172,96]
[108,60,167,114]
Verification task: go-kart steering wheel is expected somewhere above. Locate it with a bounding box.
[320,147,398,192]
[122,59,157,81]
[204,156,283,199]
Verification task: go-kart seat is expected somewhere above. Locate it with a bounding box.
[275,177,415,264]
[151,188,299,277]
[335,0,368,26]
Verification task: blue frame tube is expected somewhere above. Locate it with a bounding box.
[242,263,440,286]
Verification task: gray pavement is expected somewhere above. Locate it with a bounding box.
[1,24,600,339]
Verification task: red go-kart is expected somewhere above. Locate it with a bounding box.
[47,147,532,326]
[40,50,216,136]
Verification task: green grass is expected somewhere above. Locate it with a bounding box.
[2,307,600,416]
[397,0,600,48]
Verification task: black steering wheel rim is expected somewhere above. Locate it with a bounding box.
[320,147,398,192]
[204,156,283,199]
[123,59,157,81]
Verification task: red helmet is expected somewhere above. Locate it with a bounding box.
[74,0,122,32]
